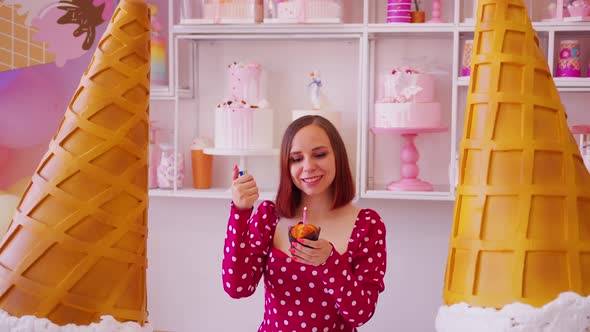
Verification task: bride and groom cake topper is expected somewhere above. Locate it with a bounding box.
[307,69,331,110]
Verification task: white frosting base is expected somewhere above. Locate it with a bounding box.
[0,310,153,332]
[214,107,274,150]
[374,102,441,128]
[435,292,590,332]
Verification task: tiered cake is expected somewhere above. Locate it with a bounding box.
[201,0,263,23]
[214,62,273,150]
[268,0,343,23]
[374,67,441,128]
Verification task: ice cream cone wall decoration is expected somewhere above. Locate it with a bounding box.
[0,4,56,71]
[442,0,590,311]
[0,0,151,326]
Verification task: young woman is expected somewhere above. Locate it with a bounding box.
[222,115,387,332]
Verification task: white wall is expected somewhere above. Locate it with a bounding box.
[147,197,454,332]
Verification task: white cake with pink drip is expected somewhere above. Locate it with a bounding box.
[201,0,263,23]
[214,62,274,151]
[374,67,442,128]
[264,0,343,23]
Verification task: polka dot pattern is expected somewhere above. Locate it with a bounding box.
[222,201,387,331]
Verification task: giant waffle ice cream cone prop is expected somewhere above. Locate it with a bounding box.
[0,0,151,328]
[437,0,590,330]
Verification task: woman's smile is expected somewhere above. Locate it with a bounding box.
[301,175,323,186]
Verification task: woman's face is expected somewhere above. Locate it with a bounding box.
[289,124,336,197]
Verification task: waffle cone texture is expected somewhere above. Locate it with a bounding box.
[0,0,151,325]
[443,0,590,309]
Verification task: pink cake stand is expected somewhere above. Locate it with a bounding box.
[371,126,448,191]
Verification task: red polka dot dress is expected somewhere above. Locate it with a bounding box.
[222,201,387,332]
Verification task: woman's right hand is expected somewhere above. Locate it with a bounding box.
[231,165,259,210]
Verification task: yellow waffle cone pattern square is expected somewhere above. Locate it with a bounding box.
[0,4,56,71]
[0,0,151,325]
[443,0,590,309]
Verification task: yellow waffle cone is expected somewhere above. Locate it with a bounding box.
[0,0,151,325]
[443,0,590,309]
[0,4,56,71]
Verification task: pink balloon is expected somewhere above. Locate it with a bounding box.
[0,69,64,149]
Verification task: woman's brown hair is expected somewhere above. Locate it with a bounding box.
[275,115,355,218]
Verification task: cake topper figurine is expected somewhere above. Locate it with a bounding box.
[307,70,324,110]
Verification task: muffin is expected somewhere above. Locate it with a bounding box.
[288,222,321,249]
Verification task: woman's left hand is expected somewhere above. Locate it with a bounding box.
[289,239,333,266]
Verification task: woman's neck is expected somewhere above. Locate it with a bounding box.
[299,191,333,220]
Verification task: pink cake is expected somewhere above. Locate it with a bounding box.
[270,0,343,23]
[228,62,260,103]
[202,0,263,23]
[374,67,441,128]
[214,62,273,150]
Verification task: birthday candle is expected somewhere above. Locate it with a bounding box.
[302,206,307,225]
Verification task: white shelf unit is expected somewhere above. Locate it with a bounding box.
[148,0,174,99]
[149,0,199,100]
[150,187,277,200]
[458,76,590,91]
[362,28,456,201]
[151,31,363,199]
[172,23,365,34]
[149,0,590,201]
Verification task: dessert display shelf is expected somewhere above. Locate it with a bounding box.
[149,187,277,200]
[203,148,280,176]
[203,148,280,156]
[460,22,590,30]
[366,23,455,33]
[172,23,364,35]
[362,188,454,201]
[458,76,590,91]
[150,0,590,201]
